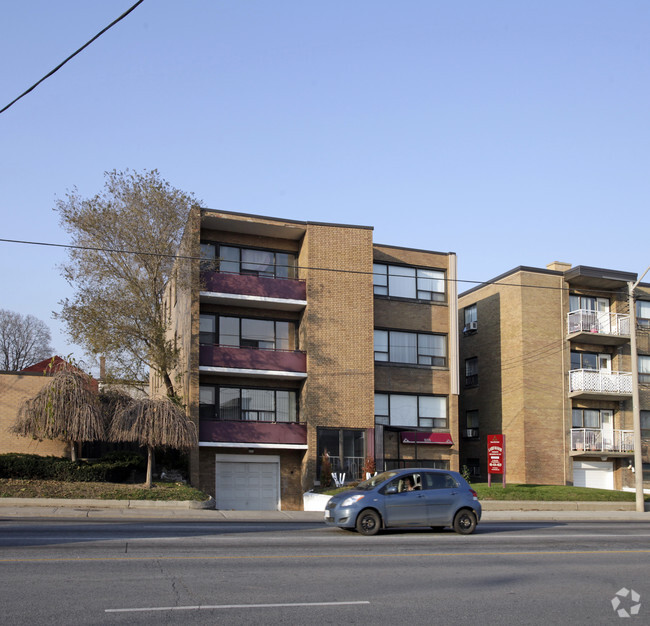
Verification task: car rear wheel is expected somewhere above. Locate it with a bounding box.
[453,509,477,535]
[356,509,381,536]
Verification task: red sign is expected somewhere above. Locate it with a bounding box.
[400,432,454,445]
[487,434,505,474]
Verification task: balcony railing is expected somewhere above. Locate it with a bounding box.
[569,369,632,395]
[329,456,365,481]
[202,271,307,301]
[567,309,630,337]
[199,344,307,374]
[571,428,634,453]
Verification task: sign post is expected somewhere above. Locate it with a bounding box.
[487,434,506,488]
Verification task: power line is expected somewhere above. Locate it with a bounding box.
[1,0,145,115]
[0,236,635,297]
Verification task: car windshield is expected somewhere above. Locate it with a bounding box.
[355,470,400,490]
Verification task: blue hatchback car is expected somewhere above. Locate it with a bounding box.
[324,468,481,535]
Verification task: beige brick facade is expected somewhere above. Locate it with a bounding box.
[167,209,459,510]
[459,264,649,490]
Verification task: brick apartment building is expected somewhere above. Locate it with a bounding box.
[458,262,650,490]
[156,208,460,510]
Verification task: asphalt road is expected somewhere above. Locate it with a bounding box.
[1,519,649,625]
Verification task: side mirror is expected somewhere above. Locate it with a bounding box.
[385,485,398,495]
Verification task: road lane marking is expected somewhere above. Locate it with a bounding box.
[2,548,650,564]
[106,600,370,613]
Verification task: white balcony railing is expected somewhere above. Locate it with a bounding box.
[567,309,630,337]
[569,369,633,395]
[571,428,634,453]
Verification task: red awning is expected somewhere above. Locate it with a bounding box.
[400,432,454,445]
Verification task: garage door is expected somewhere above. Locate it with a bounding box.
[215,455,280,511]
[573,461,614,490]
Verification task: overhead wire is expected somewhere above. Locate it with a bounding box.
[1,0,145,115]
[0,236,641,298]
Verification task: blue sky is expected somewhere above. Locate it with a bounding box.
[2,1,649,360]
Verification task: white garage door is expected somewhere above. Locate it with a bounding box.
[215,455,280,511]
[573,461,614,490]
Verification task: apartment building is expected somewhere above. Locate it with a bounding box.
[158,208,459,510]
[458,262,650,490]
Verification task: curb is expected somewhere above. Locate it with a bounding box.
[0,497,215,510]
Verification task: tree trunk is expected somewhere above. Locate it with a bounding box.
[163,371,175,398]
[145,446,153,488]
[70,441,77,462]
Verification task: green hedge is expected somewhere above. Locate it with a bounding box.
[0,452,146,483]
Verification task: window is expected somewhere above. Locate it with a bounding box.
[375,393,447,428]
[199,314,294,350]
[640,411,650,438]
[317,428,365,481]
[199,386,297,422]
[373,263,445,301]
[572,408,611,428]
[637,301,650,328]
[464,410,479,438]
[570,351,610,371]
[639,356,650,383]
[465,358,478,387]
[464,304,477,329]
[374,329,447,366]
[200,243,296,279]
[569,295,609,313]
[465,458,481,478]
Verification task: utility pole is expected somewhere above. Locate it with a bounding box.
[628,266,650,513]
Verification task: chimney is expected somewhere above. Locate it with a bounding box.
[546,261,572,273]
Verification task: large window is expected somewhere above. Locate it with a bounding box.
[464,410,479,438]
[637,301,650,328]
[317,428,365,481]
[572,408,612,428]
[570,351,610,371]
[639,356,650,384]
[465,357,478,387]
[569,295,609,312]
[374,330,446,366]
[201,243,296,279]
[373,263,445,302]
[199,386,297,422]
[641,411,650,438]
[375,393,447,429]
[199,314,294,350]
[464,304,477,327]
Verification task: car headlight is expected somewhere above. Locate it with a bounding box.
[341,494,365,507]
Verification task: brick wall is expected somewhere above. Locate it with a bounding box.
[0,373,68,456]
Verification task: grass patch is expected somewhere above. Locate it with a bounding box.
[472,482,643,502]
[317,481,646,502]
[0,479,210,501]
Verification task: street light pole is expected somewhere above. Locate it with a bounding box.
[628,266,650,513]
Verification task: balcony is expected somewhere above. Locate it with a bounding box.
[568,369,632,399]
[199,344,307,380]
[200,272,307,311]
[571,428,634,455]
[567,310,630,345]
[199,420,307,449]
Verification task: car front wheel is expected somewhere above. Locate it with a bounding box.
[453,509,477,535]
[356,509,381,536]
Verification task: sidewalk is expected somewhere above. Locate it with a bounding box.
[0,497,648,522]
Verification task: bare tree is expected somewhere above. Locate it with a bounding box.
[12,364,105,461]
[55,169,202,398]
[109,397,198,487]
[0,309,54,371]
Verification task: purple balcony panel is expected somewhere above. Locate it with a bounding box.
[199,420,307,446]
[200,345,306,373]
[202,272,306,301]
